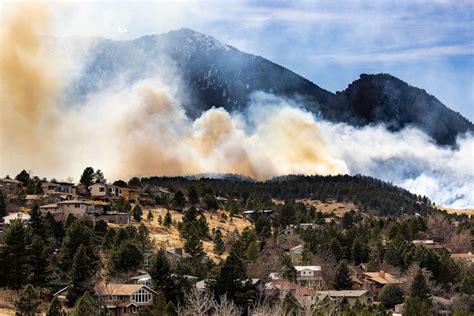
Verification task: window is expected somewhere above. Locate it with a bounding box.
[75,204,80,208]
[99,187,105,192]
[132,288,152,304]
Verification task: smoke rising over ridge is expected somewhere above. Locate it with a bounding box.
[0,4,472,209]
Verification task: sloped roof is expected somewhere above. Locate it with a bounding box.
[294,266,321,272]
[317,290,369,298]
[95,283,157,296]
[364,272,402,284]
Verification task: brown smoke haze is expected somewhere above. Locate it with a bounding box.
[0,3,60,172]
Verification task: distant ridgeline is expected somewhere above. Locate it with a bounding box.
[140,174,435,216]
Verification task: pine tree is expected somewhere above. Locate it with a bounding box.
[333,262,352,290]
[147,210,154,222]
[213,229,225,255]
[59,221,94,271]
[93,169,106,184]
[148,250,175,301]
[46,296,64,316]
[109,241,143,274]
[211,251,253,307]
[67,245,92,306]
[132,205,143,222]
[409,269,431,301]
[188,188,200,205]
[245,240,259,262]
[73,292,99,316]
[15,284,41,316]
[184,233,204,257]
[255,215,271,239]
[30,204,45,238]
[173,190,185,208]
[30,235,49,286]
[2,220,29,288]
[163,210,172,228]
[351,237,369,264]
[79,167,95,187]
[379,284,404,308]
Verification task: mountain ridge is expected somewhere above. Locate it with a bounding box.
[68,28,473,145]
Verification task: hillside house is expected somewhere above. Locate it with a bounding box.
[265,280,318,307]
[121,188,140,203]
[25,194,63,207]
[94,283,157,316]
[130,273,152,286]
[289,244,304,263]
[295,266,323,289]
[242,210,276,221]
[89,183,122,200]
[316,290,372,306]
[3,211,31,225]
[412,240,445,251]
[165,247,191,266]
[362,271,402,299]
[0,178,22,196]
[42,182,76,196]
[40,200,94,221]
[152,187,174,201]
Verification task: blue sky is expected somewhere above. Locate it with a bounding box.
[39,0,474,120]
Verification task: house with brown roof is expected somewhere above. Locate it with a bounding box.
[40,200,94,221]
[362,271,402,300]
[95,282,158,315]
[412,240,445,251]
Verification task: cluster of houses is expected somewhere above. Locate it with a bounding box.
[0,178,175,228]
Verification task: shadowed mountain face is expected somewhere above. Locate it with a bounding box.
[70,28,473,145]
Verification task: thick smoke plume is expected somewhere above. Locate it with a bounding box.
[0,4,472,209]
[0,3,60,172]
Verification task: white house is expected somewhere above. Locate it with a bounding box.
[40,200,94,221]
[3,212,31,225]
[294,266,323,289]
[130,273,152,286]
[89,183,122,199]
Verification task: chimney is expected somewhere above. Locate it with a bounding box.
[379,271,385,279]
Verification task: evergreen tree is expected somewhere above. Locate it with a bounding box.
[112,198,131,213]
[147,210,154,221]
[173,190,185,208]
[245,240,259,262]
[46,296,64,316]
[329,238,343,260]
[59,221,94,271]
[29,235,49,286]
[15,169,30,186]
[184,233,204,257]
[79,167,95,187]
[132,205,143,222]
[282,254,297,281]
[452,305,472,316]
[102,229,116,249]
[148,250,175,302]
[279,203,296,227]
[67,245,92,306]
[379,284,404,308]
[73,292,99,316]
[0,190,6,218]
[188,188,200,205]
[2,220,29,288]
[333,262,353,290]
[109,240,143,274]
[15,284,41,316]
[255,215,271,239]
[163,210,172,228]
[460,271,474,295]
[211,251,254,307]
[409,269,431,301]
[30,204,45,238]
[351,237,369,264]
[213,229,225,255]
[404,297,432,316]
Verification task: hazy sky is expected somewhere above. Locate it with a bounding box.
[4,0,474,120]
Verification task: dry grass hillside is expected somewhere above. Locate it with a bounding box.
[295,199,357,217]
[130,208,252,261]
